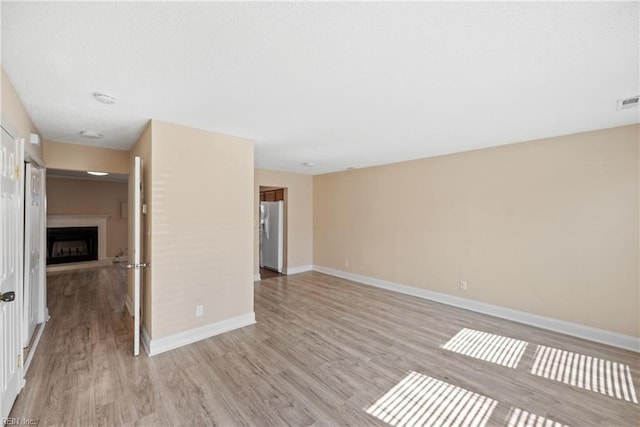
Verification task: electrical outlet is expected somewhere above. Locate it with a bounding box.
[344,258,349,267]
[459,280,468,291]
[195,305,204,317]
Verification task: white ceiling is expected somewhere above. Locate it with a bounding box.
[2,1,638,175]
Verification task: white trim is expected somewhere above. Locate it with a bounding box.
[145,312,256,356]
[312,265,640,353]
[23,321,46,374]
[47,215,109,260]
[285,264,313,275]
[24,147,45,168]
[253,273,261,281]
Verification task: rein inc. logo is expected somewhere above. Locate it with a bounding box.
[2,418,39,425]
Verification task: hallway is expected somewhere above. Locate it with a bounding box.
[9,266,135,424]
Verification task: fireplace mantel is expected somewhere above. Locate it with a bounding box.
[47,215,109,260]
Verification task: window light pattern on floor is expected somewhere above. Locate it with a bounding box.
[441,328,528,368]
[365,371,497,427]
[531,345,638,404]
[505,407,569,427]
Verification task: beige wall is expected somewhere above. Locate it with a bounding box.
[44,139,129,174]
[1,67,42,160]
[47,177,128,257]
[128,122,153,335]
[150,120,254,339]
[254,169,313,276]
[314,124,639,338]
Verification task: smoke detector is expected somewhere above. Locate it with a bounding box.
[93,92,116,104]
[617,96,639,111]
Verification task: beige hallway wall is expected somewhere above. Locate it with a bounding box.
[254,169,313,276]
[44,139,129,174]
[150,120,254,339]
[47,177,128,258]
[314,124,639,338]
[1,67,41,160]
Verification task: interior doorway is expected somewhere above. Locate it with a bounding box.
[259,186,287,279]
[45,169,129,271]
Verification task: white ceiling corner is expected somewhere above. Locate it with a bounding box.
[1,1,638,174]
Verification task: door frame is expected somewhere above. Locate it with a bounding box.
[22,151,47,321]
[258,186,288,276]
[21,153,47,369]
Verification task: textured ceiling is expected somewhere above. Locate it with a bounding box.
[1,2,638,175]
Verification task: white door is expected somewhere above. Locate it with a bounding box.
[128,157,144,356]
[23,163,42,346]
[1,128,23,419]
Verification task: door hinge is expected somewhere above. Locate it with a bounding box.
[15,164,21,180]
[17,354,22,368]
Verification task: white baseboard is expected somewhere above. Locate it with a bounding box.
[285,264,313,275]
[312,265,639,352]
[144,312,256,356]
[125,295,133,316]
[253,273,261,281]
[23,321,47,374]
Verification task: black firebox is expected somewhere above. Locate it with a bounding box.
[46,226,98,265]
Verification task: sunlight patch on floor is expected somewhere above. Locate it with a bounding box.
[365,371,497,427]
[441,328,528,368]
[505,407,569,427]
[531,345,638,404]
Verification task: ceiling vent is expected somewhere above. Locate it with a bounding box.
[617,96,639,111]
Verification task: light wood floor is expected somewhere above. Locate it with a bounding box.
[9,266,640,426]
[260,267,283,280]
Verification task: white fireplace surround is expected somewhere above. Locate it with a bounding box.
[47,215,109,260]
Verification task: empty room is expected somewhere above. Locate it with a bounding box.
[1,1,638,426]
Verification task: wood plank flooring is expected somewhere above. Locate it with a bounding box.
[8,266,640,426]
[260,268,283,280]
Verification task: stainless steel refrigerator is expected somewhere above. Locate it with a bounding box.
[259,201,283,273]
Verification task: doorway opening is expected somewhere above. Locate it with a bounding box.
[259,186,287,279]
[45,169,129,272]
[29,169,132,365]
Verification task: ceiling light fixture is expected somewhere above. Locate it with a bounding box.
[80,130,103,139]
[87,171,109,176]
[93,92,116,104]
[303,162,315,167]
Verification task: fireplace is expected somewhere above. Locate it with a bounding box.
[47,215,109,264]
[47,226,98,264]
